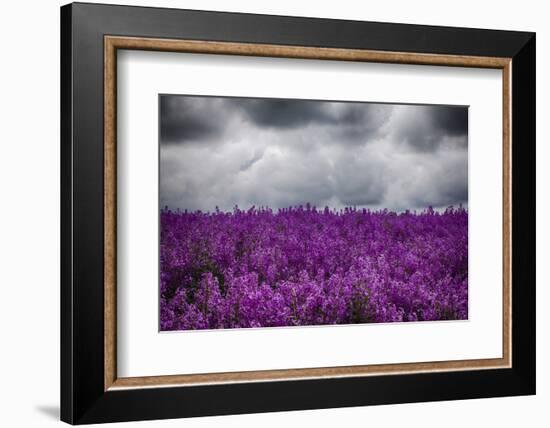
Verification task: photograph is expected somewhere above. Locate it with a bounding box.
[159,95,469,331]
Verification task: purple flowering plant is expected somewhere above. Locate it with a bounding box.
[160,205,467,331]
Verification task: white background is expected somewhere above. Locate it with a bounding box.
[118,51,503,377]
[0,0,546,427]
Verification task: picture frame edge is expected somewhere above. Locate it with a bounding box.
[61,2,536,424]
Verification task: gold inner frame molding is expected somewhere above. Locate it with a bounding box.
[104,35,512,391]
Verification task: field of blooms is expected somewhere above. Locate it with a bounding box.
[160,205,468,331]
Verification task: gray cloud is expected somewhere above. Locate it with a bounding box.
[160,96,231,144]
[390,104,468,152]
[160,95,468,212]
[235,98,328,128]
[236,98,390,140]
[331,149,388,206]
[431,106,468,136]
[161,96,392,146]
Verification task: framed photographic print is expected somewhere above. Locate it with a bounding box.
[60,2,536,424]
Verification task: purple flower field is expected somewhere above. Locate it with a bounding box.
[160,205,468,331]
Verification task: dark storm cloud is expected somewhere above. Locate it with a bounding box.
[235,98,381,125]
[391,105,468,152]
[234,98,328,128]
[159,95,469,212]
[431,106,468,136]
[235,98,391,144]
[160,96,229,144]
[160,96,392,146]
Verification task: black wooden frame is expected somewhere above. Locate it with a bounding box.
[61,2,536,424]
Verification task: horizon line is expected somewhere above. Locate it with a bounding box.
[160,204,468,215]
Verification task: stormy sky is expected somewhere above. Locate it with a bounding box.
[159,95,468,212]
